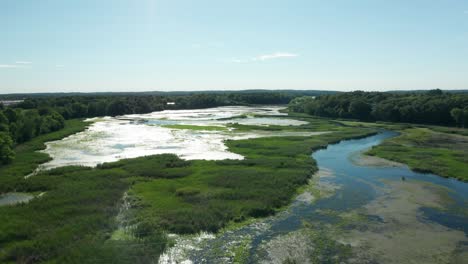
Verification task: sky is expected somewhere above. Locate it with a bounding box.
[1,0,468,93]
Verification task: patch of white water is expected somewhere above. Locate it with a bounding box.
[158,232,216,264]
[0,192,34,206]
[38,106,323,170]
[124,106,286,121]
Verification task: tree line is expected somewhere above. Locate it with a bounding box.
[0,92,295,164]
[289,89,468,127]
[0,107,65,164]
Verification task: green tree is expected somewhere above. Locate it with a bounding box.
[463,108,468,128]
[450,108,463,127]
[348,100,372,120]
[107,100,131,116]
[427,89,443,96]
[0,132,15,164]
[71,103,88,118]
[288,96,315,113]
[4,108,18,123]
[0,111,9,132]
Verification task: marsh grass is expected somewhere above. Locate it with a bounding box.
[161,124,228,131]
[329,118,468,181]
[0,119,90,193]
[0,116,375,263]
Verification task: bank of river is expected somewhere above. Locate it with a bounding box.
[160,131,468,263]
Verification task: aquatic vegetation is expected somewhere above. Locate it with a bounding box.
[164,131,468,263]
[225,117,308,127]
[158,232,217,263]
[258,230,315,264]
[161,124,228,131]
[348,150,403,168]
[2,106,466,264]
[257,226,354,264]
[333,119,468,181]
[338,180,467,264]
[367,128,468,181]
[37,107,327,169]
[0,107,376,263]
[126,106,286,121]
[230,236,252,263]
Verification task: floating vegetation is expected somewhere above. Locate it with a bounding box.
[161,124,228,131]
[156,131,468,263]
[38,106,319,170]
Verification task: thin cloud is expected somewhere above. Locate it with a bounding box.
[229,58,248,63]
[0,62,33,68]
[253,52,298,61]
[55,64,65,68]
[230,52,299,63]
[0,64,22,68]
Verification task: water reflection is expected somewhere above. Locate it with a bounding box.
[39,106,313,170]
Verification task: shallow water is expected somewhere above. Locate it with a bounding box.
[0,192,34,206]
[160,131,468,263]
[39,106,313,170]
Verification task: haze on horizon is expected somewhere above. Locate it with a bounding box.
[1,0,468,94]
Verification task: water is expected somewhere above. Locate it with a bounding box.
[312,132,468,232]
[39,106,315,170]
[161,131,468,263]
[0,192,34,206]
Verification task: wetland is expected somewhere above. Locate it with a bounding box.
[0,106,466,263]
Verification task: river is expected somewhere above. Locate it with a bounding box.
[160,131,468,263]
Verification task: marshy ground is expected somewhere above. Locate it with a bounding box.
[0,107,466,263]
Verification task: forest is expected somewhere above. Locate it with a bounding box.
[289,89,468,127]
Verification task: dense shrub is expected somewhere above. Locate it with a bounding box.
[290,90,468,126]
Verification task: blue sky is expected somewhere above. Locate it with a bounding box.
[1,0,468,93]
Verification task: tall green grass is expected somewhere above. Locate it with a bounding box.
[367,127,468,181]
[0,116,375,262]
[0,119,90,193]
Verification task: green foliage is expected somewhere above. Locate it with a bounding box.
[348,100,372,120]
[290,90,468,126]
[0,132,15,164]
[0,112,9,132]
[4,108,18,123]
[0,96,381,263]
[0,92,301,165]
[0,108,66,147]
[99,154,191,179]
[13,92,296,120]
[175,186,201,197]
[0,119,89,193]
[129,127,374,235]
[0,114,375,262]
[450,107,468,128]
[288,96,315,113]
